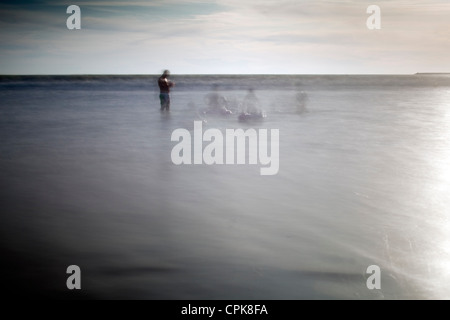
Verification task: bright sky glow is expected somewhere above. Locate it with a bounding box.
[1,0,449,74]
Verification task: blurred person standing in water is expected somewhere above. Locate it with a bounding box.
[242,88,262,115]
[158,70,175,111]
[204,84,233,115]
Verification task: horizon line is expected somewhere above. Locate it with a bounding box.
[2,72,449,76]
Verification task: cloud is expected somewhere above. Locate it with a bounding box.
[1,0,450,74]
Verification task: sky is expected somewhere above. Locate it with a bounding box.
[0,0,449,74]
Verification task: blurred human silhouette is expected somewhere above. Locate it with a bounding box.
[296,90,308,114]
[242,88,261,114]
[203,85,232,115]
[158,70,175,111]
[239,88,265,122]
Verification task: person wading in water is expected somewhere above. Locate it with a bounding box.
[158,70,175,111]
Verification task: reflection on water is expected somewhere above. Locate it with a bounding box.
[409,91,450,299]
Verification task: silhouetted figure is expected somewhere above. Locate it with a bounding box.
[242,88,261,114]
[204,85,232,115]
[296,90,308,114]
[238,88,266,122]
[158,70,175,111]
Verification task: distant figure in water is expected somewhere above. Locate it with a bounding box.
[242,88,261,115]
[204,84,232,115]
[296,90,308,114]
[158,70,175,111]
[239,88,265,122]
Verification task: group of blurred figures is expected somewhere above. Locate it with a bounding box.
[202,85,266,121]
[200,85,308,122]
[157,70,308,122]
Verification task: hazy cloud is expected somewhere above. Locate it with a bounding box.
[0,0,449,74]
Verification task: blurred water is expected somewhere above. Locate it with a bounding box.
[1,75,450,299]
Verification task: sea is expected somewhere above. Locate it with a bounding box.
[1,74,450,300]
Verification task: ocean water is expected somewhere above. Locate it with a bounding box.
[1,74,450,299]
